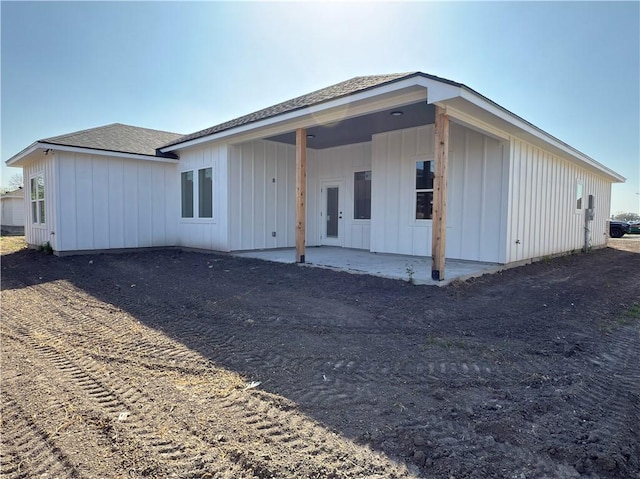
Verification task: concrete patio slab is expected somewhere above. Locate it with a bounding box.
[233,246,502,285]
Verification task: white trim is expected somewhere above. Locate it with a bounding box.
[179,166,215,221]
[456,88,625,183]
[5,143,40,166]
[443,105,510,141]
[575,179,584,214]
[320,180,345,247]
[161,74,623,184]
[7,142,178,166]
[29,171,46,226]
[413,158,435,223]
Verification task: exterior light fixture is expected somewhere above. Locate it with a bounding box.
[390,111,403,117]
[306,134,315,139]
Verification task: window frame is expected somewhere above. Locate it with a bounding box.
[353,170,372,220]
[181,170,194,218]
[180,167,214,221]
[415,159,435,221]
[30,173,46,226]
[575,180,584,214]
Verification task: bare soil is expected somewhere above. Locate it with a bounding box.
[1,237,639,478]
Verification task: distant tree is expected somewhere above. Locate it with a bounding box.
[612,212,640,222]
[8,173,23,190]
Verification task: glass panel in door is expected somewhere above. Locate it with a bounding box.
[326,187,339,238]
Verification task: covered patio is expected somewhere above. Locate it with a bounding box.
[233,246,502,285]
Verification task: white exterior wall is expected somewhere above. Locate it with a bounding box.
[371,123,508,263]
[506,138,612,263]
[177,143,229,251]
[56,152,178,252]
[307,142,372,249]
[228,139,373,251]
[22,152,57,249]
[229,140,296,250]
[1,196,25,227]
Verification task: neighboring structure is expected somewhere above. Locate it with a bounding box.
[1,188,25,235]
[5,72,625,279]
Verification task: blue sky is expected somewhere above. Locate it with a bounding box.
[2,1,638,213]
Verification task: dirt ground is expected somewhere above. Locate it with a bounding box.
[1,236,639,479]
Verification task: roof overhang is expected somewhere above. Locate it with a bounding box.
[161,73,624,184]
[436,89,625,183]
[6,142,179,167]
[160,76,455,153]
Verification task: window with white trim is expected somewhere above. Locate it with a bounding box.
[181,167,213,219]
[354,170,371,219]
[575,181,584,211]
[181,171,194,218]
[30,174,45,224]
[415,160,434,220]
[198,168,213,218]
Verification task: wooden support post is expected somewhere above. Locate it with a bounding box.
[431,106,449,281]
[295,128,307,263]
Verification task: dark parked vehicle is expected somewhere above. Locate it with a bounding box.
[609,221,630,238]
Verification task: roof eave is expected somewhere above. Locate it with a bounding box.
[162,71,623,183]
[160,74,451,153]
[5,142,42,167]
[8,142,180,165]
[449,87,625,183]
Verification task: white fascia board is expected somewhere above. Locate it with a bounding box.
[161,78,434,153]
[458,88,625,183]
[5,143,40,166]
[38,143,179,163]
[442,105,511,141]
[419,78,463,103]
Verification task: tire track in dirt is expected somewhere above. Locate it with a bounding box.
[2,285,420,478]
[569,325,640,464]
[1,312,249,478]
[28,282,214,374]
[214,390,412,478]
[0,391,80,479]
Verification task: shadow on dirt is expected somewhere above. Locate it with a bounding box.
[3,246,640,478]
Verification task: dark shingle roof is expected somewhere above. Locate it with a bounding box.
[162,72,453,149]
[42,123,183,157]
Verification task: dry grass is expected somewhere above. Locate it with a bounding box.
[0,236,27,255]
[608,235,640,254]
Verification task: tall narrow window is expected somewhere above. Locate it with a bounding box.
[30,174,45,224]
[198,167,213,218]
[416,160,434,219]
[354,170,371,219]
[181,171,194,218]
[576,181,583,210]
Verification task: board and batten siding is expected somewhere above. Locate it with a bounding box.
[308,142,372,250]
[371,123,508,263]
[228,139,373,251]
[177,143,229,251]
[22,153,57,249]
[229,140,296,250]
[56,152,178,252]
[1,197,25,227]
[506,138,611,263]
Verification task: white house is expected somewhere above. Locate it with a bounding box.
[1,188,25,235]
[6,72,624,279]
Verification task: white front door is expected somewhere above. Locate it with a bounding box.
[321,181,344,246]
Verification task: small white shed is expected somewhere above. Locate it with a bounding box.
[1,188,25,235]
[6,72,625,280]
